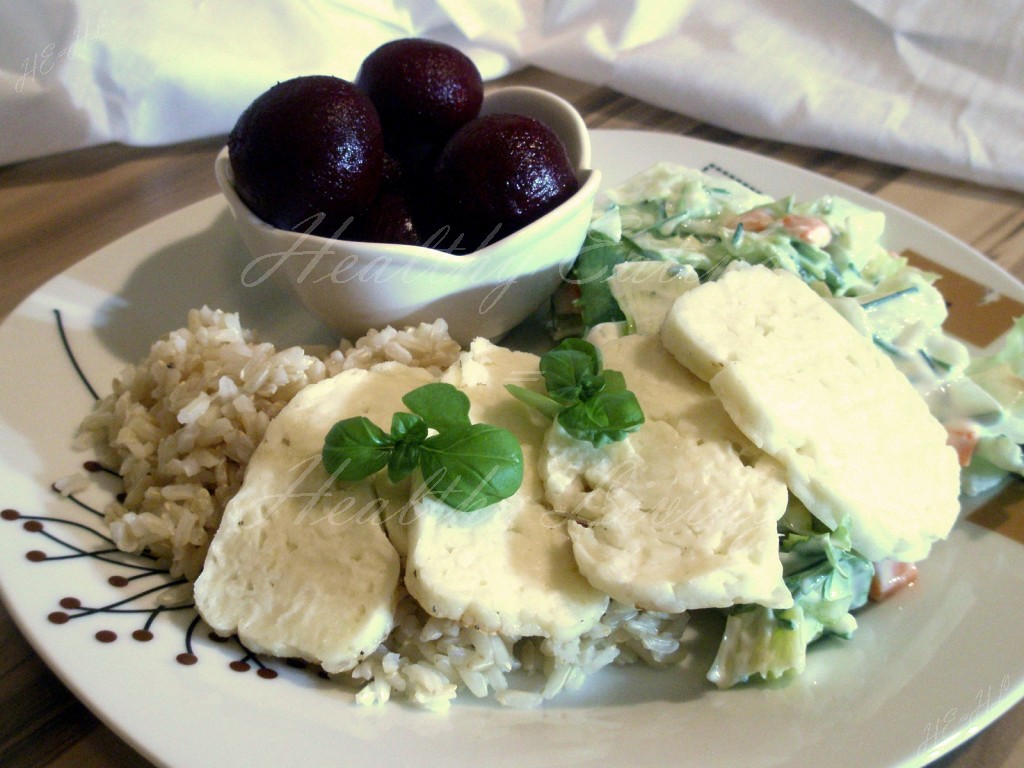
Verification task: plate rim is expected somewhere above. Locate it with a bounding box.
[1,127,1023,768]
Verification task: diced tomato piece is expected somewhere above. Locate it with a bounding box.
[733,207,776,232]
[945,422,980,467]
[869,560,919,601]
[781,214,832,247]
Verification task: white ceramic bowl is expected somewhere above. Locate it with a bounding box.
[215,85,601,346]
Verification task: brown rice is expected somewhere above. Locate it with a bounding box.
[77,306,460,581]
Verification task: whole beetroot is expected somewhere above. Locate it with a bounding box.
[430,113,579,252]
[356,38,483,150]
[228,75,384,238]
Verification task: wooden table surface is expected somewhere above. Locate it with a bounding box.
[1,66,1023,768]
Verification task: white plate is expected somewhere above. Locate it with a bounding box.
[2,130,1023,768]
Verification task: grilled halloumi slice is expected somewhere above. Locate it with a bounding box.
[540,333,792,613]
[402,339,609,641]
[661,263,961,562]
[194,363,434,673]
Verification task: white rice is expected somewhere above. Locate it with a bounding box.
[79,306,689,708]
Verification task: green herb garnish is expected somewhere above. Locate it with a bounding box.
[860,285,920,310]
[322,382,523,513]
[506,338,645,447]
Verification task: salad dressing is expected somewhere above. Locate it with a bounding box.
[562,162,1024,497]
[554,162,1024,686]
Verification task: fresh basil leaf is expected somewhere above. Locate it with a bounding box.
[386,412,426,482]
[508,338,646,448]
[578,371,607,402]
[322,417,394,481]
[557,400,614,446]
[601,369,628,394]
[557,390,645,447]
[540,338,603,404]
[387,441,421,483]
[555,337,605,364]
[504,384,563,420]
[390,411,427,444]
[402,382,471,431]
[419,424,523,512]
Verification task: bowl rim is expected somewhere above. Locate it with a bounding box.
[214,85,600,269]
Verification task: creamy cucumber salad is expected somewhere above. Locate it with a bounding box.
[554,162,1024,686]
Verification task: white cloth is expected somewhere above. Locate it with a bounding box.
[2,0,1022,192]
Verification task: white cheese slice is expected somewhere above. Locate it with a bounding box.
[609,260,701,335]
[376,475,414,559]
[194,363,434,673]
[661,263,961,562]
[403,339,609,641]
[540,333,791,613]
